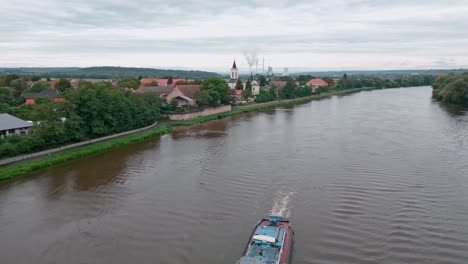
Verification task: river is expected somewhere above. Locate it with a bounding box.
[1,86,468,264]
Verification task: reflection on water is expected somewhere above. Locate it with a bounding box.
[1,86,468,264]
[171,120,229,139]
[438,101,468,117]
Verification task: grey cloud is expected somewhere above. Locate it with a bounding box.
[1,0,468,69]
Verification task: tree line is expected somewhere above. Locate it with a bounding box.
[432,73,468,105]
[0,79,160,158]
[1,66,220,80]
[336,74,434,90]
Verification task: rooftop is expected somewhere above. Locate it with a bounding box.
[307,78,328,86]
[135,86,174,94]
[175,85,202,98]
[0,113,32,131]
[22,90,63,99]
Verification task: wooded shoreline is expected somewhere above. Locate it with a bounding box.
[0,86,409,180]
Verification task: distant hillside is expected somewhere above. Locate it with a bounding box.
[294,69,468,78]
[0,66,220,79]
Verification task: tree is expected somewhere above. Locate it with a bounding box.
[31,76,41,82]
[201,77,229,105]
[316,86,329,94]
[170,98,179,110]
[279,80,296,99]
[167,77,173,85]
[437,77,468,105]
[242,80,253,100]
[193,90,212,106]
[4,74,20,86]
[255,90,273,103]
[259,75,268,86]
[235,79,244,90]
[9,79,27,96]
[117,78,139,89]
[149,81,159,86]
[295,86,312,97]
[30,81,49,92]
[0,102,11,113]
[55,79,72,93]
[0,87,12,104]
[268,86,277,99]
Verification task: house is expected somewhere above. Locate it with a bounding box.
[22,90,65,105]
[230,89,243,101]
[251,80,260,95]
[306,78,328,92]
[140,78,185,88]
[135,86,174,97]
[0,113,32,138]
[269,81,288,92]
[70,79,79,88]
[166,85,202,106]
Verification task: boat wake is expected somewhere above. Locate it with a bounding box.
[270,191,294,218]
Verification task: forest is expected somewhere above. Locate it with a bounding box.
[0,66,220,80]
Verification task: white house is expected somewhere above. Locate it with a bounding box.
[0,113,32,138]
[251,80,260,95]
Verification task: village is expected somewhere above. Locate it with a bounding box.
[0,60,332,139]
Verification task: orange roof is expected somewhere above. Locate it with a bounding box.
[306,78,328,86]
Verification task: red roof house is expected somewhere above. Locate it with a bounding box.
[306,78,328,87]
[22,90,65,105]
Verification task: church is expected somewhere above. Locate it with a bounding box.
[227,60,260,95]
[228,60,240,90]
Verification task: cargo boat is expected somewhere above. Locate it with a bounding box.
[237,216,293,264]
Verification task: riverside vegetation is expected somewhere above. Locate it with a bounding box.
[0,86,377,180]
[0,72,437,180]
[0,79,161,159]
[432,72,468,105]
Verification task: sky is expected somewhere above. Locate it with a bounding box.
[2,0,468,72]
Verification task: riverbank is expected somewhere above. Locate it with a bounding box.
[0,126,171,180]
[0,87,380,180]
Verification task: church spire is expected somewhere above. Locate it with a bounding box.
[231,59,238,80]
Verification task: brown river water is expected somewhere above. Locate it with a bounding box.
[1,86,468,264]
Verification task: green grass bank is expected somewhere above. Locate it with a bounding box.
[0,87,374,180]
[0,126,171,180]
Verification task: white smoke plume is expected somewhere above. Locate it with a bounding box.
[243,50,260,74]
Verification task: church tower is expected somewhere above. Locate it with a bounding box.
[231,60,238,80]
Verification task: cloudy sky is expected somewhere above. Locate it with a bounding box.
[2,0,468,72]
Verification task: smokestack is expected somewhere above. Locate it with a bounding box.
[263,57,265,74]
